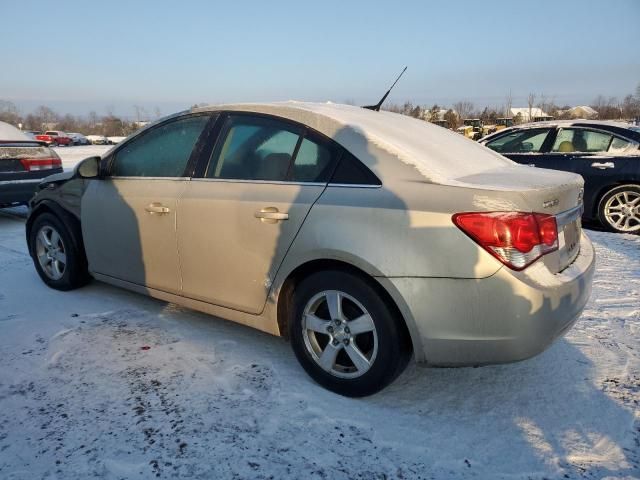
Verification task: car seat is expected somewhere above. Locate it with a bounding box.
[557,141,575,153]
[259,153,292,180]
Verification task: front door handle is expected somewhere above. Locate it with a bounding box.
[255,207,289,223]
[591,162,615,169]
[145,202,171,215]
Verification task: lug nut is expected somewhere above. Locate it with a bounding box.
[327,325,334,333]
[343,339,350,346]
[332,339,339,346]
[334,319,341,326]
[344,327,350,334]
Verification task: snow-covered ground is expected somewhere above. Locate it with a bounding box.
[0,148,638,479]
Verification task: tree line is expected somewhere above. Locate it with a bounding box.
[0,102,163,137]
[382,82,640,128]
[2,83,639,135]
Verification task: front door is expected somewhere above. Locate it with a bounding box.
[81,114,211,293]
[178,114,337,314]
[484,127,554,168]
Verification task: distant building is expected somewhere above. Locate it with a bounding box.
[133,120,151,128]
[510,107,553,123]
[567,105,598,119]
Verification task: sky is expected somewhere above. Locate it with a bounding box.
[2,0,639,118]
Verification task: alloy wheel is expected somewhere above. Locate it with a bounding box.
[604,190,640,232]
[302,290,378,379]
[35,225,67,280]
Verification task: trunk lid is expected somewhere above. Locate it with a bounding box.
[455,164,584,273]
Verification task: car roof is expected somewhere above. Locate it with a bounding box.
[0,121,31,142]
[191,101,512,184]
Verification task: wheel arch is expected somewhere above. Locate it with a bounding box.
[275,258,420,359]
[26,200,85,260]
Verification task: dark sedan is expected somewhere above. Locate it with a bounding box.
[480,120,640,233]
[0,121,64,207]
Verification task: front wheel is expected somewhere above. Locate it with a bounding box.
[598,184,640,234]
[289,270,410,397]
[29,213,90,290]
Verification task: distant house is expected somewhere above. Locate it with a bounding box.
[568,105,598,119]
[133,120,150,128]
[510,107,552,123]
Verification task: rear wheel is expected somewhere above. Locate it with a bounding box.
[29,213,90,290]
[598,184,640,234]
[289,270,410,397]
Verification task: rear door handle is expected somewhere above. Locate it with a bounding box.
[255,207,289,223]
[591,162,615,169]
[145,202,171,215]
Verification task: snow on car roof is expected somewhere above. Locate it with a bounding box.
[194,101,512,183]
[0,121,30,141]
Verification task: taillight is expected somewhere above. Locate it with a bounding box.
[452,212,558,270]
[19,156,62,172]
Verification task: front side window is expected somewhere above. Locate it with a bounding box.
[551,128,613,153]
[112,115,209,177]
[485,128,551,153]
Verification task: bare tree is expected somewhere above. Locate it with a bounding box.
[31,105,58,131]
[443,109,458,129]
[453,100,474,122]
[527,93,537,122]
[0,100,21,126]
[504,90,513,117]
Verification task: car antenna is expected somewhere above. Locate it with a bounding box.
[362,66,407,111]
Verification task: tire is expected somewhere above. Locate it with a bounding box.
[597,184,640,234]
[29,212,90,290]
[289,270,410,397]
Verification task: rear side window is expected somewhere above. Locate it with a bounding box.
[290,135,334,182]
[608,136,632,153]
[485,128,551,153]
[551,128,613,153]
[112,115,209,177]
[330,151,381,185]
[207,116,300,181]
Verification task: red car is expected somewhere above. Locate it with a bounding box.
[35,130,73,146]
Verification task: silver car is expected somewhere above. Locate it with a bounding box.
[26,102,595,396]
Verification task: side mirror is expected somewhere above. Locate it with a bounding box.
[77,156,100,178]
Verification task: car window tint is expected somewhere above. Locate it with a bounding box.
[330,150,381,185]
[485,129,550,153]
[112,115,208,177]
[208,117,300,181]
[291,137,333,182]
[551,128,613,153]
[609,136,631,153]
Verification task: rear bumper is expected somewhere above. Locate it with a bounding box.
[0,178,43,205]
[384,232,595,365]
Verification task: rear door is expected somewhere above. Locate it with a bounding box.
[177,113,338,314]
[81,114,211,293]
[545,127,639,210]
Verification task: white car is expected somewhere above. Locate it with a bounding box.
[68,133,91,146]
[107,136,127,145]
[86,135,109,145]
